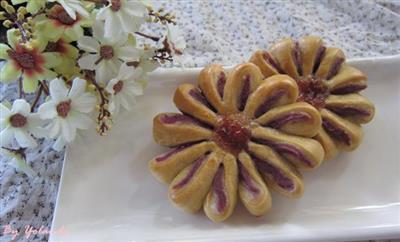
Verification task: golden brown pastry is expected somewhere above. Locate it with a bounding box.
[250,36,375,160]
[149,63,324,222]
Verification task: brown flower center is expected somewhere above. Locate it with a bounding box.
[48,5,77,26]
[57,100,72,118]
[99,45,114,60]
[110,0,122,11]
[113,80,124,94]
[296,76,329,109]
[9,113,27,128]
[213,114,251,156]
[7,49,36,70]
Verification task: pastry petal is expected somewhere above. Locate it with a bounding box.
[325,94,375,124]
[268,38,300,79]
[153,113,213,146]
[169,152,221,213]
[237,152,272,216]
[248,142,304,198]
[315,47,345,80]
[243,75,298,119]
[255,102,321,138]
[313,127,339,161]
[249,50,280,78]
[298,36,324,77]
[204,153,238,222]
[149,141,215,183]
[327,64,367,95]
[198,64,227,114]
[222,63,263,114]
[173,84,219,126]
[321,108,363,151]
[251,126,324,170]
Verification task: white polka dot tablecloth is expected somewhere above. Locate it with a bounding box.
[1,1,400,241]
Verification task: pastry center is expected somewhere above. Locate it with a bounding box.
[296,76,329,109]
[213,113,251,155]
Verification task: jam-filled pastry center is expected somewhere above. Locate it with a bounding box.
[212,113,251,155]
[296,76,329,109]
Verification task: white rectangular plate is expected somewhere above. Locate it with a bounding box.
[50,56,400,242]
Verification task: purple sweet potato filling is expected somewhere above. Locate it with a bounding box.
[238,161,260,195]
[327,106,371,117]
[155,143,196,162]
[251,154,294,191]
[252,138,313,167]
[330,83,367,95]
[312,45,326,74]
[293,41,303,76]
[161,113,198,124]
[173,154,208,189]
[266,112,311,129]
[263,51,285,74]
[189,89,217,112]
[238,75,251,111]
[212,165,227,213]
[322,119,351,146]
[326,57,344,80]
[254,89,286,118]
[217,72,226,98]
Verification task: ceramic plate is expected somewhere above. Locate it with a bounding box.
[50,55,400,242]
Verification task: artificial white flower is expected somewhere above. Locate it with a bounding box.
[0,147,35,177]
[77,20,141,84]
[0,99,46,148]
[105,63,143,115]
[38,77,96,151]
[136,47,159,80]
[165,24,186,56]
[96,0,147,38]
[48,0,90,20]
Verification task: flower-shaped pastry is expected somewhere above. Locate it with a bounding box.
[149,63,324,222]
[250,36,375,160]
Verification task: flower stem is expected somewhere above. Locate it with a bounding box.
[30,84,43,112]
[17,75,24,98]
[134,32,160,42]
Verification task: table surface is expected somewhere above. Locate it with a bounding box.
[1,1,400,241]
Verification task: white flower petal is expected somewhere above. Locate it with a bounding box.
[118,46,140,62]
[0,127,14,146]
[69,112,92,130]
[0,103,11,118]
[123,1,147,17]
[68,78,86,99]
[78,36,100,52]
[11,99,31,115]
[118,63,136,80]
[119,94,131,111]
[60,118,76,143]
[125,82,143,96]
[10,157,35,177]
[14,129,37,148]
[109,95,120,115]
[104,12,120,38]
[53,135,66,151]
[38,101,57,120]
[47,120,61,138]
[78,54,99,70]
[71,93,96,113]
[92,19,105,40]
[49,78,69,102]
[105,78,119,95]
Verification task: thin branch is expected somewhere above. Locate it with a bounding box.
[17,75,24,98]
[30,84,43,112]
[134,32,160,42]
[40,80,49,95]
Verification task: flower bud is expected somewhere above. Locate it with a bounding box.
[17,6,27,15]
[2,19,12,28]
[5,5,15,14]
